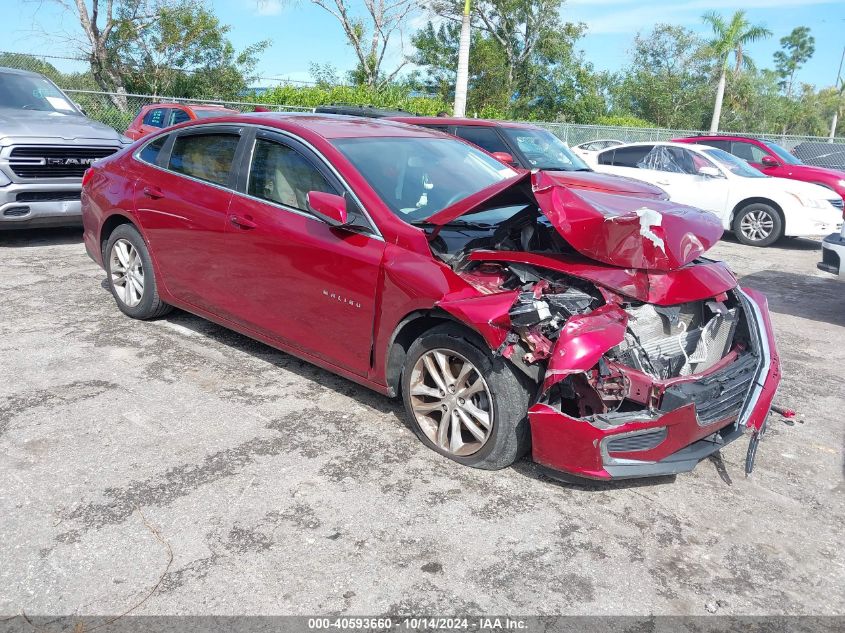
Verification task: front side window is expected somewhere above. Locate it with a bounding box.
[454,126,510,155]
[731,141,767,164]
[501,127,590,171]
[248,139,338,211]
[168,133,239,186]
[332,136,515,222]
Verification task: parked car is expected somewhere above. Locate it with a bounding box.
[81,114,781,481]
[572,138,624,159]
[588,141,843,246]
[674,134,845,201]
[390,117,667,200]
[819,225,845,280]
[125,103,239,140]
[792,141,845,172]
[0,67,126,229]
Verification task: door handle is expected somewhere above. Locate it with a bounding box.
[142,185,164,199]
[656,180,671,186]
[229,214,257,229]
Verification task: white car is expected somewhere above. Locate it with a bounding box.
[572,139,624,160]
[588,141,844,246]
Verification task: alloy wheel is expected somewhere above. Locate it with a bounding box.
[110,238,145,307]
[409,349,493,456]
[739,210,775,242]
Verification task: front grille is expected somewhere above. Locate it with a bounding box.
[16,191,80,202]
[8,146,118,179]
[606,428,668,453]
[659,352,758,426]
[830,199,844,210]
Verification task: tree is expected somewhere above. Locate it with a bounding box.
[113,1,269,99]
[773,26,815,98]
[307,0,417,88]
[612,24,712,128]
[701,10,771,133]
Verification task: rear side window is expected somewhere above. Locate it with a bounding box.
[731,141,767,163]
[608,145,654,167]
[248,138,338,211]
[138,135,168,165]
[142,108,167,128]
[170,109,191,125]
[698,139,730,152]
[454,126,510,155]
[168,133,239,186]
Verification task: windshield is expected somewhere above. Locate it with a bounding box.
[501,127,591,171]
[703,148,767,178]
[762,140,802,165]
[0,72,79,113]
[332,137,516,222]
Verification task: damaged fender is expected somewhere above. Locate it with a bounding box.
[436,290,520,349]
[542,303,628,392]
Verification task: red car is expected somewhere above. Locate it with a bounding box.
[674,134,845,205]
[391,116,668,200]
[81,114,781,481]
[125,103,239,140]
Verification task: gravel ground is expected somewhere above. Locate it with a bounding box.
[0,228,843,618]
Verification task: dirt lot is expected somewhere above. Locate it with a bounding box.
[1,228,843,618]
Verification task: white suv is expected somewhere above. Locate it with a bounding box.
[588,141,843,246]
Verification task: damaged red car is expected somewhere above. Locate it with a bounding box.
[81,115,781,480]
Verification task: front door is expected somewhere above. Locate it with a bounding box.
[218,130,385,376]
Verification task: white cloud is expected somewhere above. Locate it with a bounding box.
[255,0,284,16]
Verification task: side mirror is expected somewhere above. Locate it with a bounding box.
[492,151,518,167]
[698,166,722,178]
[306,191,348,226]
[761,155,779,168]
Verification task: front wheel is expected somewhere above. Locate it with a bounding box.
[104,224,172,319]
[401,324,531,470]
[732,203,783,247]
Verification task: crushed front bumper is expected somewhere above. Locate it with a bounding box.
[528,288,781,480]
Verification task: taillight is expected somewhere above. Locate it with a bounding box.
[81,168,95,187]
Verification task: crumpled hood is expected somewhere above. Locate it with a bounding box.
[545,170,666,199]
[426,170,724,272]
[531,171,724,271]
[0,107,122,144]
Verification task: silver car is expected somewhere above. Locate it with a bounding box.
[0,67,126,229]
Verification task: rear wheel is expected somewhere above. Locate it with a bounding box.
[104,224,172,319]
[732,203,783,247]
[401,324,531,470]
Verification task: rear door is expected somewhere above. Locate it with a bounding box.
[217,128,385,375]
[132,125,246,313]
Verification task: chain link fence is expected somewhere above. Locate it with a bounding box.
[2,49,844,155]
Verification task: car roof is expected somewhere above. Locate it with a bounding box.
[607,141,702,151]
[389,116,541,130]
[678,134,766,142]
[0,66,44,78]
[197,112,444,139]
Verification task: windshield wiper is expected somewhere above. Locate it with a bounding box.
[412,219,496,230]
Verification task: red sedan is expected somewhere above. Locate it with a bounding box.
[124,103,239,140]
[81,114,781,480]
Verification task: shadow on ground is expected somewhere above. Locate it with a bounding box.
[0,227,84,248]
[738,269,845,327]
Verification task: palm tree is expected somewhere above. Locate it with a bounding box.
[702,11,771,133]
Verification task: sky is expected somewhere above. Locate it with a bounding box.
[7,0,845,90]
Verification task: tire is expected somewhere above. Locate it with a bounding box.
[732,203,783,247]
[104,224,172,319]
[401,323,532,470]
